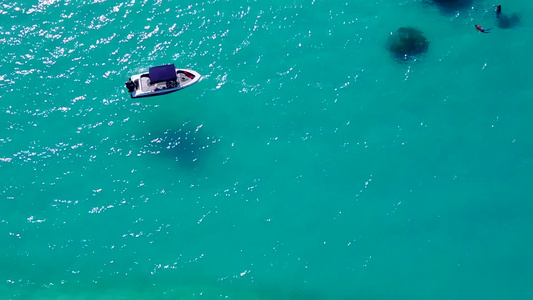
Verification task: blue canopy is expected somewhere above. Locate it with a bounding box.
[149,64,177,83]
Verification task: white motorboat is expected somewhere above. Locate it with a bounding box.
[125,64,201,98]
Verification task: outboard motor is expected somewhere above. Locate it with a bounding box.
[125,79,135,93]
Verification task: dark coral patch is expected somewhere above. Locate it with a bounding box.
[386,27,429,62]
[498,13,520,29]
[431,0,473,12]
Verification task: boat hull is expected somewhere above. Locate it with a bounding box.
[126,68,201,99]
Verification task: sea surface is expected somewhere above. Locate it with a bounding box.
[1,0,533,299]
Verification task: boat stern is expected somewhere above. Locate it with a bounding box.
[125,78,135,93]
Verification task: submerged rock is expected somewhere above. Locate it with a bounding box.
[498,13,520,29]
[386,27,429,62]
[431,0,472,12]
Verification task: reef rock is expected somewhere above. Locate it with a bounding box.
[431,0,472,11]
[386,27,429,62]
[498,13,520,29]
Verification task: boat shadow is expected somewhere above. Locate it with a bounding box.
[141,122,217,169]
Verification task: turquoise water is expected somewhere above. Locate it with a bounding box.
[1,0,533,299]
